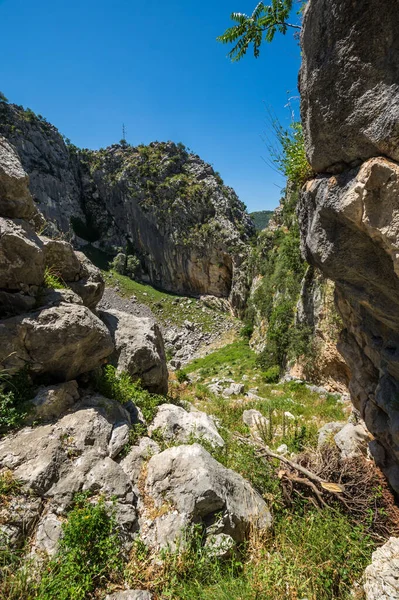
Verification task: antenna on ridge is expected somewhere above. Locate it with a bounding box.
[122,123,127,141]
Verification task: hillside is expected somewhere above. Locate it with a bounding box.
[249,209,274,231]
[0,102,254,313]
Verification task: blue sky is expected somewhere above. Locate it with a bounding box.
[0,0,301,212]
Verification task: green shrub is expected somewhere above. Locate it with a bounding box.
[0,368,34,436]
[263,366,280,383]
[94,365,166,422]
[176,370,189,384]
[0,91,8,103]
[239,323,253,340]
[126,254,140,278]
[37,495,123,600]
[111,252,127,275]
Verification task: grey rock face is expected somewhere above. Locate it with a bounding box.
[334,422,371,460]
[29,380,80,421]
[0,106,254,312]
[0,217,44,288]
[298,158,399,491]
[99,309,168,394]
[0,136,37,219]
[148,403,224,448]
[121,437,160,484]
[69,251,105,308]
[300,0,399,172]
[363,537,399,600]
[0,303,113,379]
[143,444,271,549]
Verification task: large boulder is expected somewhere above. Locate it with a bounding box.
[69,251,105,308]
[0,136,37,219]
[29,380,80,422]
[363,537,399,600]
[298,158,399,491]
[148,404,224,448]
[0,303,113,379]
[300,0,399,172]
[99,309,168,394]
[142,444,271,549]
[0,218,44,288]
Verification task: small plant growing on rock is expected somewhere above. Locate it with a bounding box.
[43,266,66,290]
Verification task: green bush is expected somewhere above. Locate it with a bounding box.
[176,370,189,384]
[263,366,280,383]
[37,495,123,600]
[111,252,127,275]
[94,364,166,422]
[43,266,66,290]
[0,368,34,436]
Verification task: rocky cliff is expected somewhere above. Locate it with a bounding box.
[298,0,399,492]
[0,102,254,312]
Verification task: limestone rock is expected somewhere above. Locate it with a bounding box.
[363,537,399,600]
[300,0,399,172]
[105,591,152,600]
[222,382,244,397]
[0,136,37,219]
[42,238,82,281]
[31,512,63,558]
[120,437,160,484]
[99,309,168,394]
[298,157,399,491]
[29,380,80,421]
[69,251,105,308]
[144,444,271,548]
[0,303,113,379]
[108,423,131,459]
[334,422,371,459]
[148,404,224,448]
[0,217,44,288]
[318,422,345,448]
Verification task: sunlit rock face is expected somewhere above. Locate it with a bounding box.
[300,0,399,173]
[299,0,399,493]
[0,104,254,312]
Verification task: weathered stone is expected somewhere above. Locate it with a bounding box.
[222,382,244,397]
[99,309,168,394]
[204,533,236,559]
[242,409,267,429]
[42,238,82,281]
[0,290,36,318]
[29,380,80,421]
[121,437,160,483]
[108,423,131,459]
[148,404,224,448]
[0,218,44,288]
[69,251,105,308]
[31,511,63,557]
[0,493,42,549]
[105,591,152,600]
[298,157,399,491]
[300,0,399,172]
[0,303,113,379]
[318,422,345,448]
[334,422,371,459]
[144,444,271,548]
[363,537,399,600]
[0,136,37,219]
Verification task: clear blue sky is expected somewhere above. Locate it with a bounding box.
[0,0,301,212]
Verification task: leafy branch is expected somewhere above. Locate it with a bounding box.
[217,1,302,61]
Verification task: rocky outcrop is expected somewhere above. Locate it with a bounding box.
[299,1,399,492]
[99,309,168,394]
[299,158,399,491]
[300,0,399,173]
[362,537,399,600]
[148,403,224,448]
[141,443,271,550]
[0,104,254,312]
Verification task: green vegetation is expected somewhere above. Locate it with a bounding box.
[37,495,123,600]
[94,364,166,422]
[0,91,8,103]
[43,266,66,290]
[249,209,274,231]
[103,270,234,333]
[267,119,313,185]
[0,368,34,436]
[217,0,302,62]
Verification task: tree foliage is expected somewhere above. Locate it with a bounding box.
[217,1,301,61]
